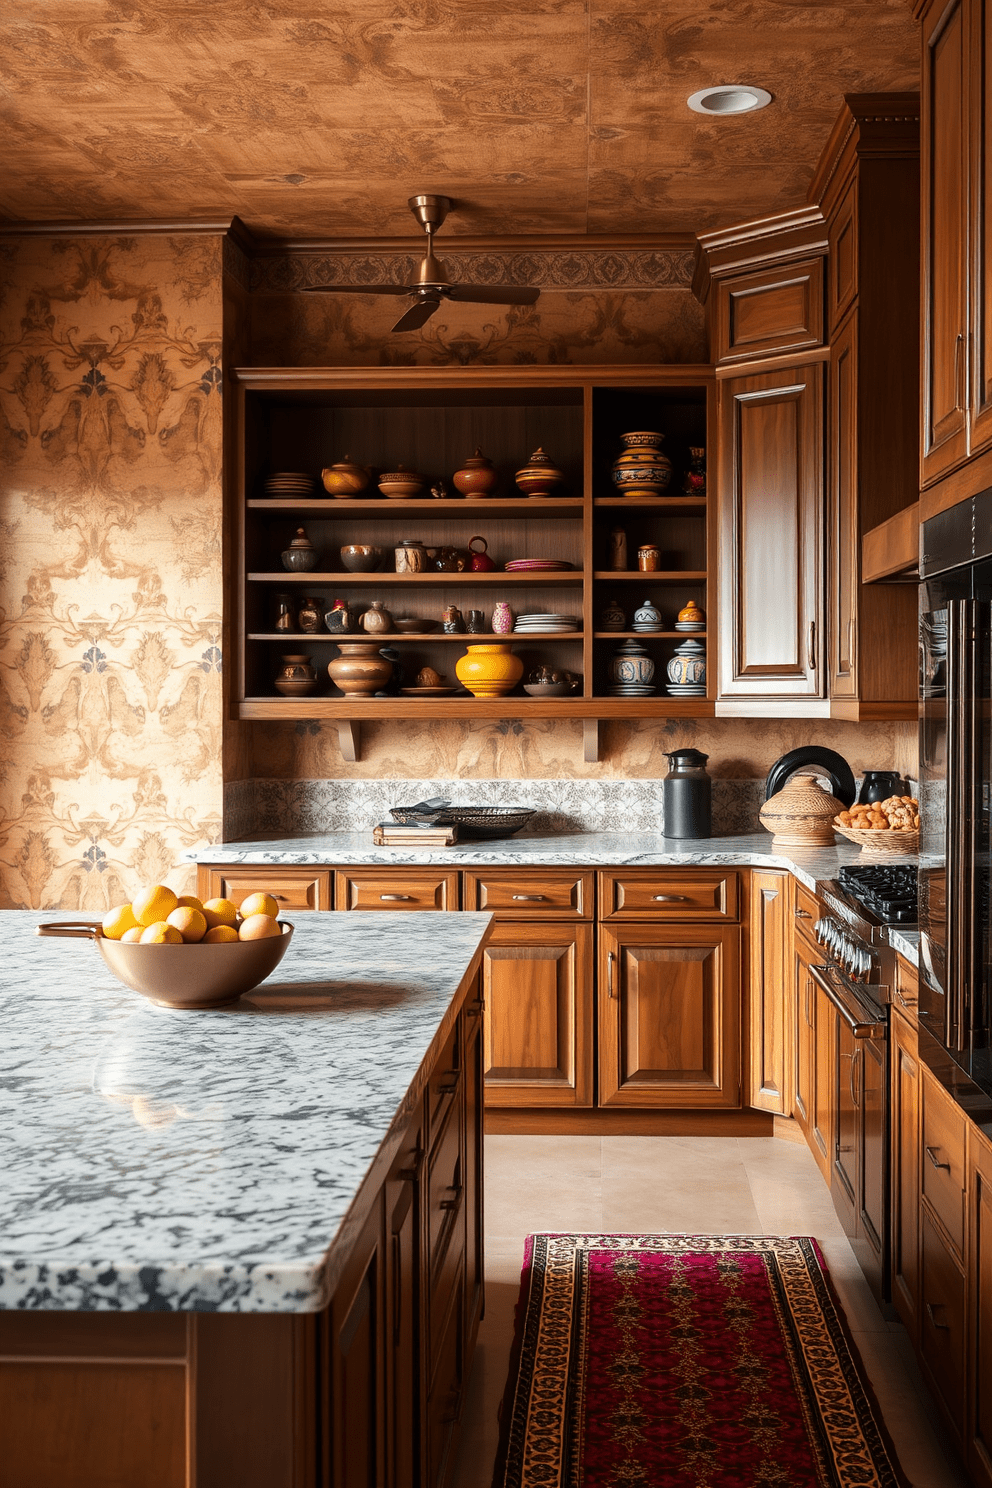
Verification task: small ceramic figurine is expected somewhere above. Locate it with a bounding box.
[682,446,706,496]
[491,600,514,635]
[442,604,465,633]
[609,527,628,570]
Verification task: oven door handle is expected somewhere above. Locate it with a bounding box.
[809,965,887,1040]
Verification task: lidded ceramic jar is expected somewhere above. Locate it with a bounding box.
[394,539,428,573]
[321,456,370,498]
[359,599,393,634]
[758,771,846,847]
[632,598,663,631]
[600,597,626,631]
[274,654,318,697]
[662,748,711,839]
[608,639,655,687]
[666,638,707,689]
[327,642,393,697]
[676,599,706,631]
[455,644,524,698]
[452,448,499,497]
[378,464,428,499]
[611,431,673,496]
[281,527,319,572]
[515,447,566,498]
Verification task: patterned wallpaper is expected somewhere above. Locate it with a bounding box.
[0,233,225,908]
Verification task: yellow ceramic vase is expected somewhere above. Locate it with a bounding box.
[455,643,524,699]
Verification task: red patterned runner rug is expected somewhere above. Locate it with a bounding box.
[493,1234,908,1488]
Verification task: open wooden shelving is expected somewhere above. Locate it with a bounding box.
[233,365,716,759]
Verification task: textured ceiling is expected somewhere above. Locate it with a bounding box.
[0,1,920,239]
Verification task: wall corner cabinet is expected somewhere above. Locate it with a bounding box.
[232,366,716,758]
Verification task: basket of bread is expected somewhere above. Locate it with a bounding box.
[832,795,920,856]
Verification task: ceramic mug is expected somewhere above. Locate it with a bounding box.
[638,544,661,572]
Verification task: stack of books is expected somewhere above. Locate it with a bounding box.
[372,822,459,847]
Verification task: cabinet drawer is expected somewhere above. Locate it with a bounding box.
[894,956,919,1018]
[715,257,824,363]
[793,880,823,947]
[427,1098,464,1321]
[922,1070,968,1258]
[427,1022,462,1142]
[599,870,738,921]
[920,1210,966,1439]
[462,870,593,918]
[334,869,458,911]
[198,867,331,911]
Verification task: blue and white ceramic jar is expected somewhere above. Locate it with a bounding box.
[666,638,706,688]
[609,639,655,686]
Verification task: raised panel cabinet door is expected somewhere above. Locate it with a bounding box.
[968,1129,992,1488]
[827,312,859,700]
[717,363,824,701]
[793,941,815,1140]
[890,1008,921,1343]
[481,922,594,1107]
[749,870,791,1114]
[326,1196,385,1488]
[920,1209,967,1445]
[921,0,970,484]
[810,981,836,1183]
[384,1111,423,1488]
[970,0,992,454]
[715,258,824,363]
[598,924,741,1109]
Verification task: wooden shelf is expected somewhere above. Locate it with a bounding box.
[249,571,583,584]
[593,570,707,582]
[248,631,584,642]
[593,631,707,640]
[249,497,585,515]
[593,496,707,511]
[238,697,715,720]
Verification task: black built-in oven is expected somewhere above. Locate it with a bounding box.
[920,493,992,1102]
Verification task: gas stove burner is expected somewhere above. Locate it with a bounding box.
[837,863,918,925]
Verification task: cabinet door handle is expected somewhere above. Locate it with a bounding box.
[380,893,413,901]
[848,616,856,673]
[925,1145,951,1172]
[512,894,546,901]
[439,1184,463,1212]
[954,332,965,412]
[795,907,811,919]
[652,893,688,902]
[926,1301,951,1330]
[807,621,817,672]
[392,1232,402,1343]
[852,1046,862,1109]
[607,950,617,998]
[436,1076,460,1096]
[806,976,814,1028]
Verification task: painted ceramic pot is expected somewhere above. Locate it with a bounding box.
[281,527,319,572]
[297,597,324,634]
[515,447,566,498]
[609,639,655,687]
[324,600,354,633]
[599,597,627,631]
[452,448,499,497]
[666,638,707,686]
[677,599,706,628]
[321,456,371,498]
[359,600,392,634]
[327,642,393,697]
[491,601,514,635]
[455,643,524,699]
[378,465,428,499]
[274,654,318,697]
[758,772,846,848]
[632,598,663,631]
[611,431,673,496]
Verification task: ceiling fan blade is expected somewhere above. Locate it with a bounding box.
[390,297,441,332]
[446,285,540,306]
[301,284,410,295]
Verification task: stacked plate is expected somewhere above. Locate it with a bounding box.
[265,471,315,497]
[608,683,656,697]
[514,613,580,634]
[504,558,573,572]
[675,620,705,632]
[666,682,707,696]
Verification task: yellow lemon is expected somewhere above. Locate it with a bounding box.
[167,906,208,943]
[132,884,179,928]
[203,924,239,944]
[239,912,282,941]
[239,891,279,920]
[139,921,183,945]
[202,897,238,929]
[175,895,205,913]
[102,903,138,941]
[120,926,145,943]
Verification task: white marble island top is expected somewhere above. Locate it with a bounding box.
[189,829,909,896]
[0,910,491,1314]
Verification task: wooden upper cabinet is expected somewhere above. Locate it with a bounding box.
[716,362,825,706]
[828,312,859,702]
[970,0,992,457]
[921,0,970,485]
[714,259,823,365]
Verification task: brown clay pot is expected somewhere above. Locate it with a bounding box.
[452,448,498,497]
[514,448,566,498]
[321,456,371,498]
[327,643,393,697]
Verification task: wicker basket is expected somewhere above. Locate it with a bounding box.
[833,823,919,858]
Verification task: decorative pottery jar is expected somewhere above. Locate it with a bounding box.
[491,601,514,635]
[327,642,393,697]
[455,643,524,698]
[758,771,846,847]
[676,599,706,631]
[632,598,663,632]
[682,446,706,497]
[340,544,382,573]
[297,596,324,634]
[466,608,486,633]
[273,593,296,633]
[433,544,468,572]
[281,527,319,572]
[611,431,673,496]
[666,638,707,687]
[515,448,566,498]
[274,654,318,698]
[600,597,627,631]
[609,639,655,687]
[324,599,354,633]
[321,456,370,498]
[609,528,628,570]
[637,543,661,572]
[452,448,499,498]
[378,465,428,499]
[394,539,428,574]
[468,535,496,572]
[442,605,465,633]
[359,599,392,634]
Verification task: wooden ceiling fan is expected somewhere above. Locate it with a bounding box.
[302,194,541,332]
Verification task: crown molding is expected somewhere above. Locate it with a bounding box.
[0,216,256,252]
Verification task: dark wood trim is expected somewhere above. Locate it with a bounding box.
[920,450,992,521]
[484,1108,776,1135]
[0,216,253,246]
[250,231,698,256]
[713,346,829,378]
[862,503,921,581]
[692,206,828,302]
[232,364,714,391]
[808,92,921,210]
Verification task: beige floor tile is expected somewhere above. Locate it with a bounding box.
[485,1136,603,1242]
[600,1134,762,1233]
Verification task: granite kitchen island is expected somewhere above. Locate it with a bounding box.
[0,909,492,1488]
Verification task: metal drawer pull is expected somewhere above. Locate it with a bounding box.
[794,907,811,918]
[652,893,688,902]
[925,1145,951,1172]
[607,950,617,998]
[436,1077,459,1095]
[439,1184,463,1212]
[380,893,413,901]
[512,894,546,901]
[807,620,817,671]
[926,1301,950,1330]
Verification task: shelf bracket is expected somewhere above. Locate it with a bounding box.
[336,720,360,763]
[583,719,601,764]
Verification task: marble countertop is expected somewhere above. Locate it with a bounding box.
[889,929,920,966]
[189,830,912,896]
[0,910,491,1314]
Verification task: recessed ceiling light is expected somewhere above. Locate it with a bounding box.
[687,85,772,116]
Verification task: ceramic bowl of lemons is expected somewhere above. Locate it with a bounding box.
[37,886,293,1010]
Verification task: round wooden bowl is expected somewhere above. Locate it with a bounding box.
[36,922,294,1009]
[833,824,919,858]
